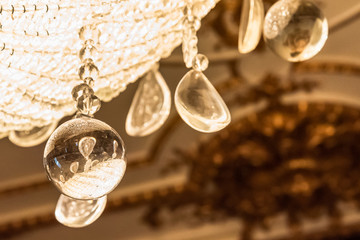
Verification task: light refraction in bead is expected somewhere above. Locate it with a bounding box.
[77,94,101,116]
[43,117,126,200]
[126,68,171,136]
[175,70,231,133]
[72,83,94,101]
[79,60,99,80]
[192,54,209,72]
[238,0,264,54]
[55,194,107,228]
[263,0,328,62]
[9,121,58,147]
[79,45,98,62]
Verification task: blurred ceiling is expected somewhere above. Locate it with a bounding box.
[0,0,360,239]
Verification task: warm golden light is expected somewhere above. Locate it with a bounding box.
[0,0,219,142]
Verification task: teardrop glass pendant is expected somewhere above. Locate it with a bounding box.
[126,68,171,137]
[238,0,264,53]
[55,194,107,228]
[175,70,231,133]
[9,121,58,147]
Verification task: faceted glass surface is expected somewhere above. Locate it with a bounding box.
[175,70,231,133]
[263,0,328,62]
[55,194,107,228]
[238,0,264,53]
[44,117,126,200]
[192,54,209,72]
[9,121,58,147]
[126,69,171,137]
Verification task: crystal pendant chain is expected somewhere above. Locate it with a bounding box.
[43,24,126,228]
[175,1,231,133]
[73,25,102,117]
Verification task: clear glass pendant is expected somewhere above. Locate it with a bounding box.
[9,121,58,147]
[125,67,171,137]
[178,3,231,133]
[44,116,126,200]
[44,26,126,200]
[238,0,264,54]
[55,194,107,228]
[263,0,328,62]
[175,69,231,133]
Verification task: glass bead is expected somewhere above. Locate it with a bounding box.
[238,0,264,54]
[192,54,209,72]
[55,194,107,228]
[77,95,101,116]
[174,70,231,133]
[83,77,95,88]
[126,69,171,136]
[9,121,58,147]
[263,0,328,62]
[43,117,126,200]
[72,83,94,101]
[79,25,101,43]
[79,45,98,63]
[79,60,99,80]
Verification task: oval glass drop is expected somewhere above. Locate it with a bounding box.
[174,70,231,133]
[263,0,328,62]
[55,194,107,228]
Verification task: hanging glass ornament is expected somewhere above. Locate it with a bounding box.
[263,0,328,62]
[175,2,231,133]
[175,68,231,133]
[44,116,126,199]
[9,121,58,147]
[125,65,171,137]
[238,0,264,54]
[44,25,127,201]
[55,194,107,228]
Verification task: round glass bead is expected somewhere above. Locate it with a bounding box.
[79,25,101,43]
[79,45,98,63]
[43,117,126,200]
[79,60,99,81]
[84,77,95,88]
[192,54,209,72]
[77,95,101,116]
[72,83,94,101]
[263,0,328,62]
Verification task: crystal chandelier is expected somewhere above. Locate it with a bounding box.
[0,0,329,228]
[0,0,221,143]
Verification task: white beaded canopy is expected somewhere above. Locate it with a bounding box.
[0,0,219,139]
